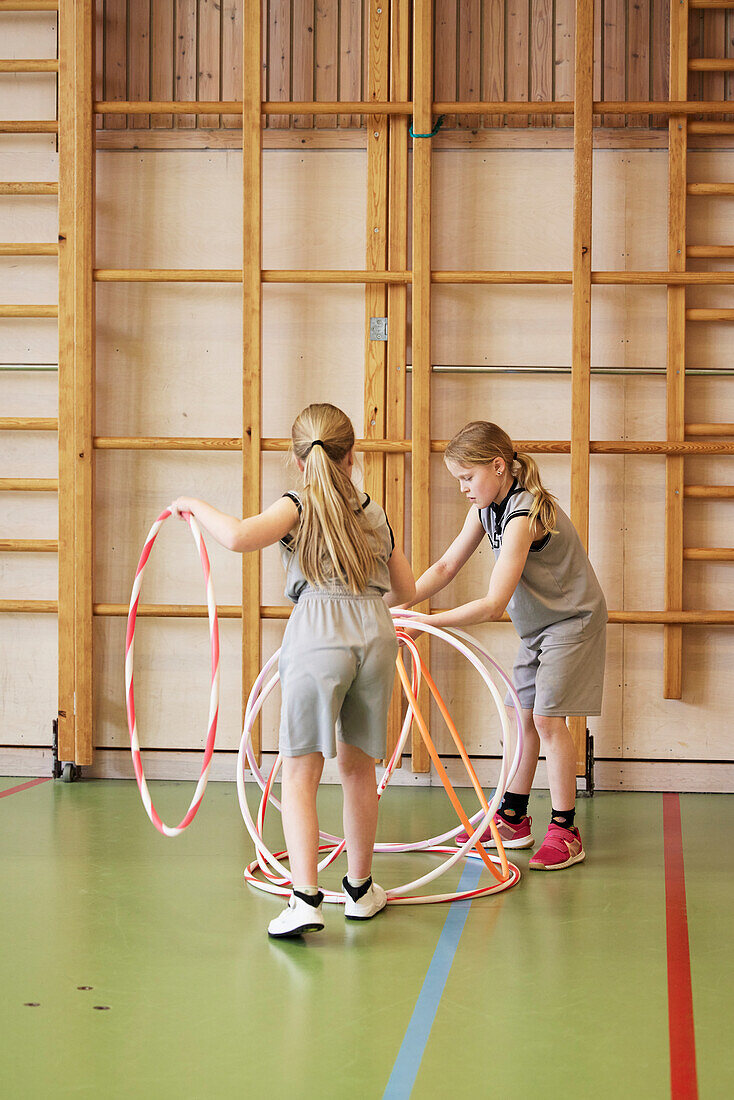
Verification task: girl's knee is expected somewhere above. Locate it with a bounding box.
[533,713,568,740]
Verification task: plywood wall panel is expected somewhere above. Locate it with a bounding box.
[0,617,57,746]
[5,140,734,775]
[94,616,245,750]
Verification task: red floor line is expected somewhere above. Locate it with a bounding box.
[0,777,52,799]
[663,792,699,1100]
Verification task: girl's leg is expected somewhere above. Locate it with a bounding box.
[532,714,577,812]
[281,752,325,887]
[336,741,378,880]
[504,706,540,796]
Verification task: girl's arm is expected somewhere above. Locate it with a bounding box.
[170,495,299,553]
[406,507,486,607]
[383,546,416,608]
[413,515,534,628]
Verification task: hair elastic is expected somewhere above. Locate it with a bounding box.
[512,451,518,461]
[307,439,326,455]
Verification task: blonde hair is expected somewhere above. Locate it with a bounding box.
[444,421,558,536]
[290,403,380,593]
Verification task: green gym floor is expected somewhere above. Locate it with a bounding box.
[2,778,732,1099]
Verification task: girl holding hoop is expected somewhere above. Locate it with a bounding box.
[406,421,607,871]
[171,403,415,937]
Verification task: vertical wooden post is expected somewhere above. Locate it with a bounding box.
[57,0,75,762]
[665,0,689,699]
[411,0,432,772]
[384,0,410,762]
[71,0,96,766]
[364,0,390,505]
[243,0,263,760]
[569,0,594,773]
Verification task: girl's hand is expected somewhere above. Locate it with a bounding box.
[169,497,194,519]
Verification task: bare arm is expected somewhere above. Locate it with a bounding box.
[406,507,486,607]
[383,545,416,608]
[170,495,299,553]
[414,515,534,628]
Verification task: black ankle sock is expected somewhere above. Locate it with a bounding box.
[293,889,324,907]
[498,792,529,824]
[342,875,372,902]
[550,808,575,831]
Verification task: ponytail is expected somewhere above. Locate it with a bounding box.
[290,404,379,593]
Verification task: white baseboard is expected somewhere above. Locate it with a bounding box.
[3,747,734,793]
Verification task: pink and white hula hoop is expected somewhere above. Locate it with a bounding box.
[125,508,220,837]
[238,612,523,904]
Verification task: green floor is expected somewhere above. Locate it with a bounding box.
[1,779,733,1098]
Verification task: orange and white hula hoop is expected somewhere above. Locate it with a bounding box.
[237,613,523,905]
[125,508,220,837]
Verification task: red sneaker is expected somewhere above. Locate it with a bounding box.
[529,824,585,870]
[455,813,534,849]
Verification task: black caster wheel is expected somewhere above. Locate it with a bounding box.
[61,763,81,783]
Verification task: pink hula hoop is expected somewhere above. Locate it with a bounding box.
[125,508,220,837]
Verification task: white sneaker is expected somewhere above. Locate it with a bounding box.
[267,891,324,938]
[343,877,388,921]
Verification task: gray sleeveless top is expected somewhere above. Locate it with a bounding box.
[279,489,395,604]
[479,481,607,643]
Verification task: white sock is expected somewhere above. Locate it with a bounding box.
[293,885,320,896]
[347,874,371,889]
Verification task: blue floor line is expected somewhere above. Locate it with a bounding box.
[382,859,483,1099]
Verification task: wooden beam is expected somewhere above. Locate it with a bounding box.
[385,0,410,763]
[411,0,432,773]
[363,0,390,504]
[73,0,96,766]
[569,0,594,775]
[665,0,689,700]
[57,0,75,762]
[243,0,262,763]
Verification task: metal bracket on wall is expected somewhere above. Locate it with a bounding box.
[370,317,388,341]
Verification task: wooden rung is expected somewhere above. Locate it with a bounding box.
[688,121,734,134]
[0,120,57,133]
[683,548,734,560]
[687,183,734,195]
[0,1,57,8]
[0,539,58,552]
[686,423,734,436]
[0,60,58,72]
[262,270,411,284]
[94,100,413,117]
[690,0,734,7]
[93,436,414,453]
[0,243,57,256]
[93,269,413,285]
[0,478,58,490]
[0,304,57,317]
[0,417,58,430]
[687,245,734,257]
[0,182,57,195]
[91,436,734,455]
[0,600,57,613]
[685,485,734,497]
[94,603,244,619]
[83,604,734,624]
[688,59,734,72]
[686,308,734,321]
[598,100,734,115]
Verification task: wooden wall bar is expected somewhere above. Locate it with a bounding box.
[93,0,734,132]
[242,0,263,759]
[569,0,594,772]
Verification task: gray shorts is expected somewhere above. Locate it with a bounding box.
[504,626,606,717]
[278,590,398,759]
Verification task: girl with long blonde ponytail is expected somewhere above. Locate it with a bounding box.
[169,402,415,937]
[406,419,607,873]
